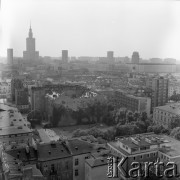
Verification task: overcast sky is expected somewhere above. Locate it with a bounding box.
[0,0,180,60]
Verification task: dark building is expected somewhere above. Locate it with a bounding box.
[11,78,24,102]
[131,51,140,64]
[15,88,29,113]
[37,141,73,180]
[7,48,13,65]
[62,50,68,63]
[107,51,115,63]
[146,76,169,111]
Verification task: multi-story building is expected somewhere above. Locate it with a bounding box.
[108,132,180,179]
[114,90,151,117]
[131,51,139,64]
[67,139,94,180]
[153,103,180,128]
[168,82,180,97]
[146,76,169,111]
[107,51,115,64]
[129,63,176,73]
[15,88,29,113]
[62,50,68,64]
[85,150,119,180]
[37,141,73,180]
[23,25,39,62]
[30,84,89,114]
[7,48,13,65]
[0,104,32,147]
[2,144,44,180]
[11,78,24,102]
[0,81,11,98]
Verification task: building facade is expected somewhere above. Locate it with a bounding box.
[7,48,13,65]
[23,25,39,62]
[153,103,180,128]
[146,77,169,111]
[62,50,68,64]
[114,90,151,117]
[131,51,139,64]
[108,133,180,180]
[15,88,29,113]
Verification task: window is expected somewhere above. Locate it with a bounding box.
[75,169,78,176]
[147,154,149,158]
[140,155,143,159]
[75,158,79,166]
[133,156,136,160]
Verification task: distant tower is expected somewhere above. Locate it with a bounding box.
[131,51,139,64]
[7,48,13,65]
[62,50,68,63]
[23,24,39,62]
[107,51,115,63]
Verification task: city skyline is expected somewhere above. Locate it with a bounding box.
[0,0,180,60]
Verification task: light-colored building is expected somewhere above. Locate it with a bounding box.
[114,90,151,117]
[168,83,180,97]
[0,104,32,146]
[85,150,119,180]
[23,25,39,62]
[108,133,180,179]
[67,139,95,180]
[129,63,176,73]
[153,103,180,128]
[0,81,11,98]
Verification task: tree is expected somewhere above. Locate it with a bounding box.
[170,127,180,140]
[169,115,180,129]
[140,112,148,121]
[126,111,134,123]
[147,125,166,134]
[169,94,180,102]
[135,121,147,133]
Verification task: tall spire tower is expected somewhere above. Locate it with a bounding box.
[23,24,39,62]
[29,23,33,38]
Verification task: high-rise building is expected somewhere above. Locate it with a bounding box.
[131,51,139,64]
[15,88,29,113]
[107,51,115,63]
[146,77,169,111]
[23,25,39,62]
[62,50,68,63]
[7,48,13,65]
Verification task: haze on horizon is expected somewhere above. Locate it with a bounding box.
[0,0,180,61]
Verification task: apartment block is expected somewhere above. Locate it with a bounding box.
[114,90,151,117]
[108,133,180,179]
[146,77,169,111]
[153,103,180,128]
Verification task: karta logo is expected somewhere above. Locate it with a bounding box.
[107,156,180,178]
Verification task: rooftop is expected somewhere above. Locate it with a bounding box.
[154,103,180,115]
[0,104,31,136]
[67,138,95,155]
[158,135,180,157]
[37,141,71,161]
[109,133,180,157]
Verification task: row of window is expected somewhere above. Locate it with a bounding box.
[133,152,157,160]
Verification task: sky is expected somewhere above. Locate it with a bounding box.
[0,0,180,60]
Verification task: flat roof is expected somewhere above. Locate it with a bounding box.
[158,135,180,157]
[109,133,180,157]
